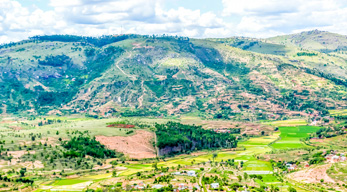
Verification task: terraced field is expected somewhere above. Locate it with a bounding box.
[271,126,320,149]
[329,109,347,116]
[263,119,307,127]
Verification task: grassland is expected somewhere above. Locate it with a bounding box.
[270,126,320,149]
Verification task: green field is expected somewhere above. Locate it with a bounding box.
[271,126,320,149]
[243,159,273,172]
[329,109,347,116]
[52,179,89,186]
[262,119,307,126]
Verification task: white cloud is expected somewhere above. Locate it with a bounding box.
[0,0,60,42]
[0,0,347,44]
[222,0,347,37]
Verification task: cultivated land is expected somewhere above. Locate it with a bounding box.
[0,115,347,192]
[0,30,347,192]
[270,126,320,149]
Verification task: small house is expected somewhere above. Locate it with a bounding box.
[178,183,186,190]
[194,185,200,190]
[210,183,219,189]
[152,184,163,189]
[332,155,340,162]
[288,167,295,171]
[187,170,196,177]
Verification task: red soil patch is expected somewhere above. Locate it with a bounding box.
[288,164,335,183]
[96,130,156,159]
[107,124,135,128]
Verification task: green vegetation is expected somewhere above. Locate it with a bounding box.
[38,54,72,67]
[62,135,121,159]
[0,29,347,192]
[271,126,320,149]
[155,122,237,155]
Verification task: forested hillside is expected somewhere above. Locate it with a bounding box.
[1,31,347,120]
[156,122,237,155]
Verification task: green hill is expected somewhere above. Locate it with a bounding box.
[268,29,347,53]
[1,33,347,120]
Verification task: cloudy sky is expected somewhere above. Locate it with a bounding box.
[1,0,347,43]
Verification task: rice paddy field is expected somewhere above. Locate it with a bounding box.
[329,109,347,116]
[270,126,320,149]
[262,119,307,126]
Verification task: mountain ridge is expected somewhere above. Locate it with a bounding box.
[1,31,347,120]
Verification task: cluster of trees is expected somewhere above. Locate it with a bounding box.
[296,52,318,56]
[38,54,72,67]
[62,135,121,159]
[120,109,162,117]
[0,174,33,185]
[153,175,174,184]
[202,175,223,185]
[30,34,137,47]
[309,152,326,165]
[156,122,237,155]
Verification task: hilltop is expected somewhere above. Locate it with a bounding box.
[268,29,347,53]
[0,31,347,120]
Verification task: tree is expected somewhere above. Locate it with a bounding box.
[270,185,279,192]
[212,152,218,162]
[112,170,117,177]
[288,187,297,192]
[152,162,158,170]
[237,175,242,182]
[19,168,27,177]
[244,172,248,180]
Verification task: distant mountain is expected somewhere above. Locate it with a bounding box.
[0,32,347,120]
[268,29,347,53]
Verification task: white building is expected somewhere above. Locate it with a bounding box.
[187,170,196,177]
[152,184,163,189]
[178,183,186,190]
[210,183,219,189]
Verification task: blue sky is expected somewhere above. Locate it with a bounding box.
[0,0,347,43]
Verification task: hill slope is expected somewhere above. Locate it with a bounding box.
[1,33,347,120]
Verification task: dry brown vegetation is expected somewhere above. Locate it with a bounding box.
[96,130,156,159]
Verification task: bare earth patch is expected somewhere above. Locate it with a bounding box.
[96,130,156,159]
[20,160,44,169]
[288,164,335,183]
[93,164,112,170]
[7,150,35,159]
